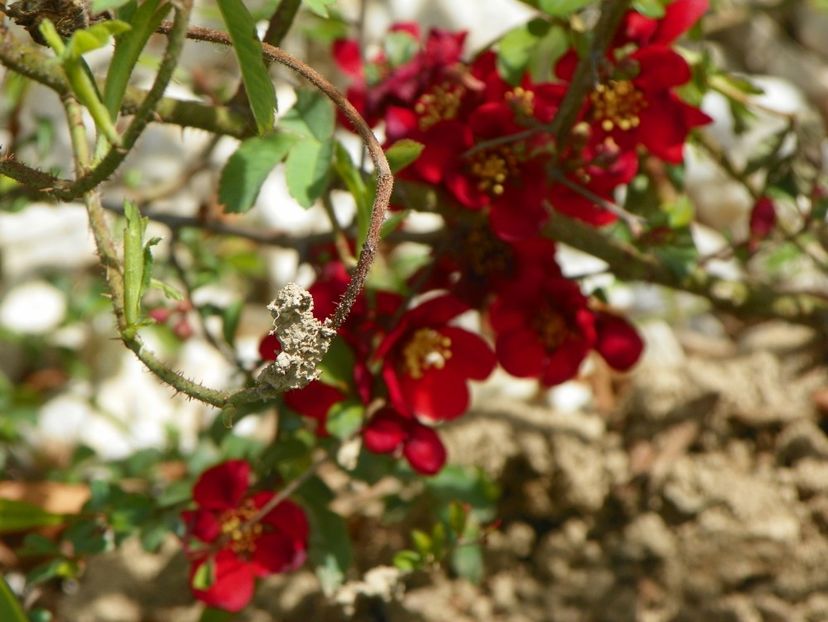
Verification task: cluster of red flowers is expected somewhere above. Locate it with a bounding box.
[185,2,712,610]
[256,1,712,480]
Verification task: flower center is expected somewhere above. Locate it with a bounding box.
[468,146,522,196]
[531,308,569,350]
[415,81,465,131]
[505,86,535,117]
[219,499,263,556]
[590,80,647,132]
[461,224,511,278]
[402,328,453,379]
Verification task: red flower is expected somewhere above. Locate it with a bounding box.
[333,26,467,129]
[490,277,597,386]
[362,407,447,475]
[490,277,644,385]
[594,311,645,371]
[748,196,776,250]
[620,0,709,48]
[586,46,711,163]
[375,295,495,420]
[182,460,308,612]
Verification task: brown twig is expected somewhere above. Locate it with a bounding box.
[157,22,394,334]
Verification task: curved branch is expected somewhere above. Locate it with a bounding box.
[158,23,394,334]
[543,210,828,329]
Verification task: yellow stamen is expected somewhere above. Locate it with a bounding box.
[402,328,453,379]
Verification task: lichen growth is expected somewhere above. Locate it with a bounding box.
[256,283,336,393]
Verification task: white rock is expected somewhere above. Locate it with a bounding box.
[0,280,67,334]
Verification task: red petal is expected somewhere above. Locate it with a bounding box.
[390,22,421,39]
[749,197,776,241]
[440,326,496,380]
[283,381,344,436]
[398,365,470,421]
[363,408,409,453]
[190,550,255,613]
[595,311,644,371]
[633,47,691,91]
[403,423,447,475]
[253,496,309,562]
[333,39,363,78]
[385,106,418,143]
[251,532,302,577]
[193,460,250,511]
[258,334,281,361]
[182,509,220,543]
[653,0,709,45]
[637,93,705,163]
[540,338,589,386]
[405,295,470,328]
[496,328,546,378]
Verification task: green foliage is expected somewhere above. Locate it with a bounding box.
[38,19,122,145]
[303,0,337,17]
[103,0,171,118]
[326,400,364,440]
[303,504,352,595]
[217,0,277,134]
[632,0,669,18]
[385,139,425,174]
[122,201,149,332]
[538,0,594,17]
[497,19,568,85]
[281,90,336,208]
[333,141,372,246]
[218,132,298,213]
[0,499,65,533]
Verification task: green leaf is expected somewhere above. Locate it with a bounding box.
[222,300,244,346]
[632,0,668,18]
[149,278,183,301]
[0,499,64,533]
[665,195,694,228]
[392,550,423,571]
[66,21,131,59]
[218,132,297,213]
[281,90,335,141]
[91,0,133,11]
[65,520,109,555]
[303,0,336,18]
[192,558,215,590]
[217,0,277,134]
[528,24,568,83]
[497,20,549,85]
[103,0,171,117]
[306,506,352,595]
[17,534,60,557]
[0,575,27,622]
[385,139,424,173]
[538,0,594,17]
[122,201,147,329]
[326,400,364,440]
[332,142,371,246]
[451,542,484,583]
[384,31,419,67]
[411,529,432,556]
[26,558,78,586]
[285,139,333,208]
[199,608,234,622]
[380,209,409,239]
[318,337,356,389]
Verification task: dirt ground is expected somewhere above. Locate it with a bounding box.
[52,321,828,622]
